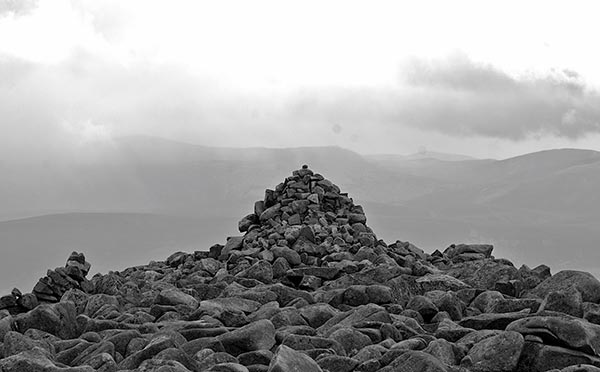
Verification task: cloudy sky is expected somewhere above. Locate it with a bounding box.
[2,0,600,159]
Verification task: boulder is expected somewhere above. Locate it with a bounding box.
[407,295,439,322]
[217,319,276,356]
[444,244,493,261]
[446,259,519,290]
[506,315,600,356]
[155,288,199,309]
[299,303,339,328]
[0,347,94,372]
[329,327,372,356]
[241,260,273,284]
[528,270,600,303]
[281,334,345,356]
[118,332,184,370]
[267,344,322,372]
[461,331,524,371]
[416,274,470,292]
[383,350,449,372]
[538,289,584,317]
[459,309,530,330]
[424,338,459,366]
[317,355,360,372]
[435,318,475,342]
[15,301,80,339]
[517,341,600,371]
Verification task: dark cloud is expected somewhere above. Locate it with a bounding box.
[398,54,600,139]
[284,54,600,141]
[0,0,38,16]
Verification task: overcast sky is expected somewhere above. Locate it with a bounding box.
[2,0,600,159]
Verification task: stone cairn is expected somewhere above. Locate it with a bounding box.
[0,251,92,314]
[1,166,600,372]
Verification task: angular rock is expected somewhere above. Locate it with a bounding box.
[383,350,449,372]
[3,330,55,357]
[407,295,439,322]
[444,244,493,260]
[319,304,392,336]
[506,315,600,356]
[317,355,359,372]
[416,274,470,292]
[0,347,94,372]
[299,303,339,328]
[446,259,519,290]
[435,318,475,342]
[539,289,583,317]
[118,332,184,370]
[223,236,245,257]
[461,331,524,371]
[329,327,372,356]
[459,309,530,330]
[155,288,199,309]
[271,246,301,266]
[282,334,345,356]
[517,341,600,371]
[267,344,322,372]
[528,270,600,303]
[217,319,276,356]
[424,338,459,366]
[15,301,80,339]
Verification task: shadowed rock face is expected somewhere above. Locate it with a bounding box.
[0,166,599,372]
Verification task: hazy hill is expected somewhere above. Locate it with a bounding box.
[367,150,477,163]
[0,212,239,293]
[1,137,599,293]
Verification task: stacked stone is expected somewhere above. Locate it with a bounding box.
[31,251,93,303]
[237,164,376,253]
[0,288,38,314]
[212,166,439,298]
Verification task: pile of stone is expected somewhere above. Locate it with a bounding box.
[1,166,600,372]
[31,251,94,303]
[0,251,93,315]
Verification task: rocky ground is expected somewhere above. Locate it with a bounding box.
[2,165,600,371]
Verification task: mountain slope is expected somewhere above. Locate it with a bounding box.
[0,212,238,294]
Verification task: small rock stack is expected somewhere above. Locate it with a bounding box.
[0,288,38,314]
[31,251,93,303]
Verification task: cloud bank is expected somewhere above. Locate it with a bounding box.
[399,54,600,140]
[1,0,600,160]
[2,51,600,162]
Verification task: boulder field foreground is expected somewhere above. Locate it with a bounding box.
[2,165,600,372]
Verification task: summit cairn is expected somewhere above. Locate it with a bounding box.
[2,166,600,371]
[233,164,376,262]
[215,165,427,293]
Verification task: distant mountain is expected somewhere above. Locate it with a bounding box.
[0,136,440,220]
[1,137,599,292]
[367,150,477,162]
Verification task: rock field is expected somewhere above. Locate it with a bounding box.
[2,165,600,371]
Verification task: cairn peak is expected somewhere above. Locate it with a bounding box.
[234,166,376,257]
